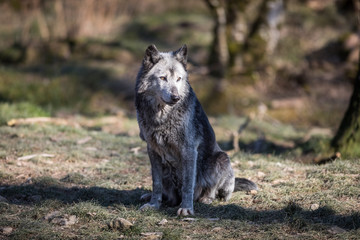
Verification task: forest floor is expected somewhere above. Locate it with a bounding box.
[0,115,359,239]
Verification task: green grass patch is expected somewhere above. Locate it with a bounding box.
[0,101,50,125]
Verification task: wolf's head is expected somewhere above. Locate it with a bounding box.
[136,44,189,106]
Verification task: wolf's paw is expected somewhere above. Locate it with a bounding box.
[177,207,194,216]
[140,193,152,202]
[139,202,160,211]
[198,197,213,204]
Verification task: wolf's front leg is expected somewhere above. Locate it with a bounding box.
[140,146,163,211]
[177,148,197,216]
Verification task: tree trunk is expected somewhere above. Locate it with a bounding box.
[331,47,360,157]
[205,0,229,79]
[205,0,285,78]
[331,1,360,157]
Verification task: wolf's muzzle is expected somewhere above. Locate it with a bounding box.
[171,94,180,103]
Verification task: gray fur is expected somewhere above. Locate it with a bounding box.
[135,44,256,216]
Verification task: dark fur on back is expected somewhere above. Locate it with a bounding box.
[135,44,256,216]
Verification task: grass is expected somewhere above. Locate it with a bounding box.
[0,102,50,125]
[0,114,359,239]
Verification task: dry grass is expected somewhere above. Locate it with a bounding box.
[0,115,359,239]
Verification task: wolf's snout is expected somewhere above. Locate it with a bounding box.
[170,87,180,103]
[171,94,180,103]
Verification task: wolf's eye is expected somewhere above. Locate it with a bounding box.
[177,77,181,82]
[159,76,167,81]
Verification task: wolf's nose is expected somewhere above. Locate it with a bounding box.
[171,95,180,102]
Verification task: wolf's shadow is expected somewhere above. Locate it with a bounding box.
[0,184,147,206]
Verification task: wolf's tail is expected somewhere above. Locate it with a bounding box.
[234,178,258,192]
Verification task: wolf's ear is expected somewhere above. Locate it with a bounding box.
[174,44,188,68]
[143,44,161,68]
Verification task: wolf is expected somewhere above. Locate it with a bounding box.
[135,44,257,216]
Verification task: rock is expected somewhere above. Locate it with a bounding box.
[250,190,258,195]
[328,226,346,234]
[66,215,77,226]
[1,227,13,235]
[108,217,133,230]
[0,195,8,203]
[310,203,319,211]
[157,218,168,225]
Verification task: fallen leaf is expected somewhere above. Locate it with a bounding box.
[1,227,13,235]
[141,232,163,236]
[50,214,77,227]
[130,147,141,155]
[85,147,97,151]
[157,218,168,225]
[108,218,133,230]
[272,179,286,185]
[77,136,92,145]
[87,212,97,217]
[141,232,163,240]
[211,227,222,232]
[257,171,266,178]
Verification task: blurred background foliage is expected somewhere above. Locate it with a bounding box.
[0,0,358,131]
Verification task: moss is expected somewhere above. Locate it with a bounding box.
[0,44,24,63]
[60,173,90,185]
[0,102,50,125]
[33,176,61,188]
[243,33,267,66]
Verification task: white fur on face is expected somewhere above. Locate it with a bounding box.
[144,53,188,105]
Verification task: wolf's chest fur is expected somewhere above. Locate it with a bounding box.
[140,105,187,160]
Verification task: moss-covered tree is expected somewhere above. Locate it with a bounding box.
[331,0,360,157]
[331,48,360,157]
[204,0,285,79]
